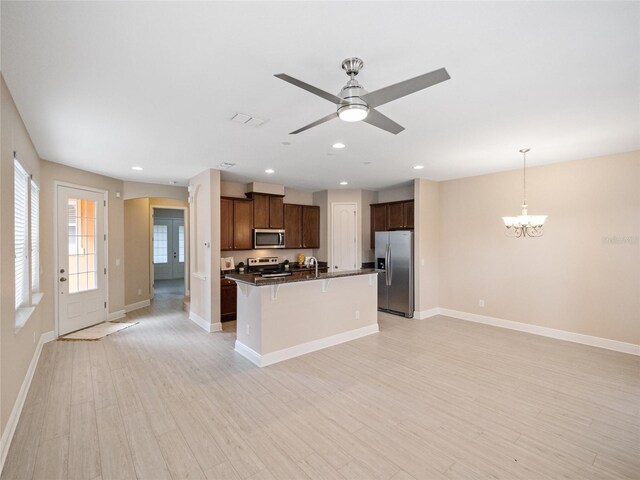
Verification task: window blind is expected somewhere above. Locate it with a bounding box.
[31,180,40,292]
[14,159,29,309]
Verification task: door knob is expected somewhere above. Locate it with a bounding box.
[59,277,67,282]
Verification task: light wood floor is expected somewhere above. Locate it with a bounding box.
[2,295,639,480]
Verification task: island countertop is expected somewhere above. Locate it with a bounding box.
[226,268,377,286]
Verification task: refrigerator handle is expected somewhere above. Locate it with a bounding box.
[387,243,393,286]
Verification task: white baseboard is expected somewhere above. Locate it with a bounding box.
[235,323,380,367]
[125,299,150,313]
[188,311,221,333]
[107,310,126,321]
[439,308,640,356]
[0,331,55,474]
[413,308,439,319]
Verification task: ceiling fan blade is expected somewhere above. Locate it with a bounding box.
[362,109,405,135]
[360,67,450,108]
[290,112,338,134]
[275,74,345,105]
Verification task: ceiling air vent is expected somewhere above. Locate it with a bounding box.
[230,113,266,127]
[216,162,236,169]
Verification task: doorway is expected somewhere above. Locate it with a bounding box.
[331,202,358,272]
[152,207,186,298]
[56,184,107,336]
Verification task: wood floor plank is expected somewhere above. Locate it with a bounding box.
[68,401,101,480]
[121,411,171,480]
[95,405,136,480]
[156,429,206,480]
[32,435,68,480]
[0,402,46,480]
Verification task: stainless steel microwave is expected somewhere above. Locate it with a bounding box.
[253,229,286,249]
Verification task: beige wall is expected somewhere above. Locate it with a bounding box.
[414,179,440,314]
[377,183,414,203]
[436,151,639,344]
[0,75,46,441]
[123,181,188,201]
[124,197,189,307]
[361,189,378,263]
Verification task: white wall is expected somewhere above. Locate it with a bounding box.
[188,169,221,331]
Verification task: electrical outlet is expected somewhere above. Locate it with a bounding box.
[421,258,425,267]
[115,258,121,266]
[33,332,36,343]
[245,324,250,335]
[138,289,142,295]
[355,310,360,319]
[479,299,485,307]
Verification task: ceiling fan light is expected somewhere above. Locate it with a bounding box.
[338,104,369,122]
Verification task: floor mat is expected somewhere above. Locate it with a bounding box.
[59,321,138,341]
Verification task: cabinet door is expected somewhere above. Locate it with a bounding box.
[220,280,237,321]
[233,199,253,249]
[252,194,269,229]
[284,204,302,248]
[386,203,404,230]
[370,204,387,249]
[403,201,414,229]
[302,205,320,248]
[220,198,234,250]
[269,196,284,228]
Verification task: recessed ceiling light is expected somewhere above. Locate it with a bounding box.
[332,142,346,149]
[131,166,143,171]
[281,141,291,146]
[265,169,275,174]
[363,161,372,165]
[413,165,424,170]
[339,181,348,186]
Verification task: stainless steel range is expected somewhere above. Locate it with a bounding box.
[247,257,292,278]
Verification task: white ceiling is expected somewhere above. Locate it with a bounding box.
[2,2,638,191]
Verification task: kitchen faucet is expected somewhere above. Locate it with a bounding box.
[307,256,319,277]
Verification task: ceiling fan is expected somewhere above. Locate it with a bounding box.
[275,57,450,135]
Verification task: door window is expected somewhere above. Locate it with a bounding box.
[67,198,97,294]
[153,225,168,263]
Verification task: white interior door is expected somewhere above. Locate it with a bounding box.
[153,218,184,280]
[57,185,106,335]
[331,203,357,272]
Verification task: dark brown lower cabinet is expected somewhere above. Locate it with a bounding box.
[221,278,237,321]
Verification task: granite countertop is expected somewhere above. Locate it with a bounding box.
[226,268,377,286]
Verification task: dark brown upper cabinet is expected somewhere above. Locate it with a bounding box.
[370,199,414,248]
[386,203,404,230]
[245,193,284,229]
[370,204,387,249]
[220,197,234,250]
[232,198,253,250]
[302,205,320,249]
[403,201,414,229]
[284,204,303,249]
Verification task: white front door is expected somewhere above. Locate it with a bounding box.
[57,185,107,335]
[153,218,185,280]
[331,203,357,271]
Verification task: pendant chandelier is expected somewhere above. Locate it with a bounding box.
[502,148,548,238]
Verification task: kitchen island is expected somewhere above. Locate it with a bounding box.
[226,269,378,367]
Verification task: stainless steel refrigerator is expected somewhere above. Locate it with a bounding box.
[375,231,414,318]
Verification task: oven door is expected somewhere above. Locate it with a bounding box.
[253,229,286,249]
